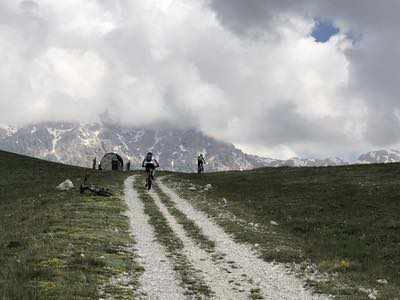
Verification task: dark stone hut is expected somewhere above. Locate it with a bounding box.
[100,153,124,171]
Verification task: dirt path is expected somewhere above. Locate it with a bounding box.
[124,176,185,299]
[124,175,328,299]
[148,190,242,299]
[158,179,329,300]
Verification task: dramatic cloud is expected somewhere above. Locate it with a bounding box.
[0,0,398,159]
[209,0,400,158]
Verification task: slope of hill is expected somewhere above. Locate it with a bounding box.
[0,150,139,299]
[3,148,400,298]
[0,151,329,299]
[166,164,400,298]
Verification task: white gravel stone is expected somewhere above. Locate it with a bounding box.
[377,278,388,285]
[56,179,74,191]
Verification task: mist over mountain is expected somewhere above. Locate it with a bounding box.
[0,122,398,171]
[0,122,270,172]
[0,122,355,171]
[1,1,400,160]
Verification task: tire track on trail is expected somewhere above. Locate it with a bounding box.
[158,178,329,300]
[124,176,185,299]
[152,184,265,299]
[148,189,246,299]
[134,178,213,299]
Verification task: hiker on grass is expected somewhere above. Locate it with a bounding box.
[197,154,206,174]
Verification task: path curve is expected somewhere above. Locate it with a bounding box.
[124,176,186,299]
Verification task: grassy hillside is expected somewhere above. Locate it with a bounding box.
[3,149,400,299]
[167,164,400,298]
[0,151,139,299]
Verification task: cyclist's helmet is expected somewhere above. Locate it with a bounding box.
[146,152,153,162]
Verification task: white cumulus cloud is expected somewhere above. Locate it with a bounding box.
[0,0,397,160]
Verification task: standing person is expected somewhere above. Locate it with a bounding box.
[142,152,160,189]
[197,153,206,174]
[92,157,97,170]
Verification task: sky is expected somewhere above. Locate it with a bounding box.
[0,0,399,160]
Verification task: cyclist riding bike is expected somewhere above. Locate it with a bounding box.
[197,153,206,174]
[142,152,160,189]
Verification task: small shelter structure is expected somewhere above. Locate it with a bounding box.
[100,153,124,171]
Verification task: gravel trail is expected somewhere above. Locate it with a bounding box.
[159,179,329,300]
[148,190,242,299]
[124,176,186,299]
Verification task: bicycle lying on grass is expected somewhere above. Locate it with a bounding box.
[80,174,113,196]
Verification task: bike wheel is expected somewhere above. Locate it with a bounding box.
[147,177,152,190]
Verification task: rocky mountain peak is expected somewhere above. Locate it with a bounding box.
[4,122,396,171]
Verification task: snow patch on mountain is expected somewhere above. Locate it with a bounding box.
[0,125,18,137]
[357,149,400,164]
[2,121,398,171]
[0,122,275,171]
[78,124,100,147]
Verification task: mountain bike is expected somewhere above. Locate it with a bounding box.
[144,166,158,190]
[198,163,204,174]
[145,169,154,190]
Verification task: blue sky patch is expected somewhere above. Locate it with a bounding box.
[311,19,339,43]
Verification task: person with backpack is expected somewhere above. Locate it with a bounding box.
[197,153,206,174]
[142,152,160,182]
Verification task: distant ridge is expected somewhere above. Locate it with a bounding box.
[0,122,271,172]
[356,149,400,164]
[0,122,398,171]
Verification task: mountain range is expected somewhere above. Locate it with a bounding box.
[0,122,398,171]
